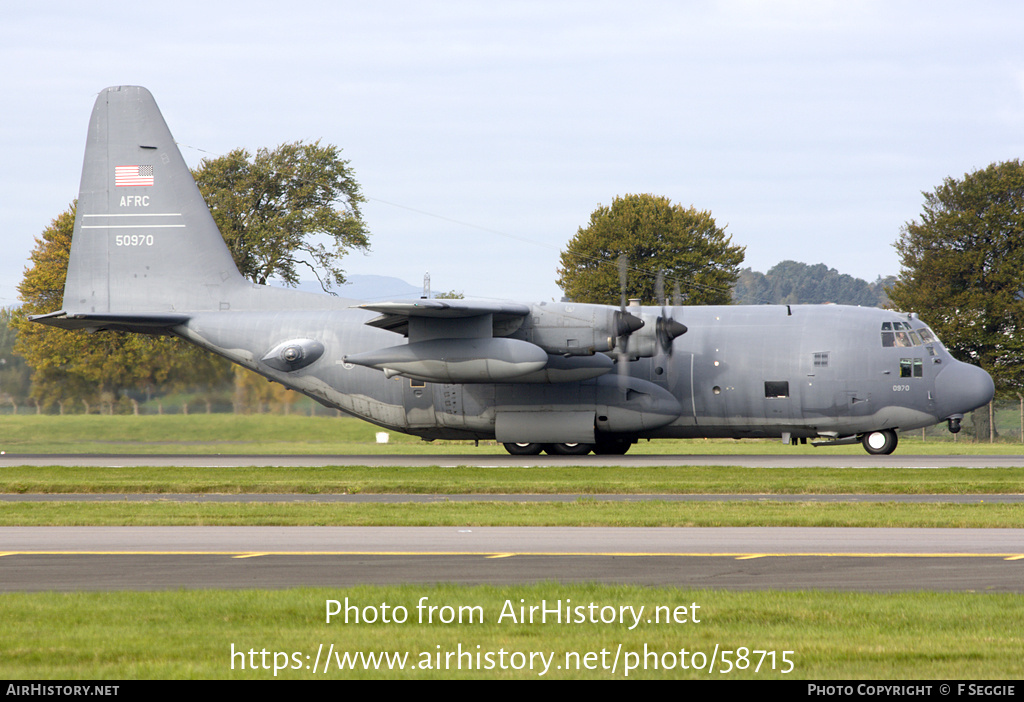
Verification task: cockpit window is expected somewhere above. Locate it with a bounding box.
[881,321,942,349]
[882,330,914,347]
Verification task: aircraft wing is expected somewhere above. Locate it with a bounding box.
[357,299,531,336]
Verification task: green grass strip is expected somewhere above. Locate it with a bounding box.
[3,465,1024,495]
[1,586,1021,679]
[1,500,1022,527]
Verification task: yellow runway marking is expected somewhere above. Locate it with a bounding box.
[2,551,1023,559]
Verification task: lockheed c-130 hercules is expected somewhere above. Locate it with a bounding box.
[32,86,996,456]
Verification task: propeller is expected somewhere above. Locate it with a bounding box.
[614,254,643,386]
[654,270,687,356]
[614,253,643,333]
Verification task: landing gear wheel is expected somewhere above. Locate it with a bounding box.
[503,442,544,456]
[544,443,595,456]
[594,439,631,455]
[861,429,898,455]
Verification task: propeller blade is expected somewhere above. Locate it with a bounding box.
[616,253,633,388]
[618,253,628,311]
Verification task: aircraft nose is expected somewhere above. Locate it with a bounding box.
[935,361,995,418]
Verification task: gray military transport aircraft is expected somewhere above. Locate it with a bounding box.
[32,86,996,456]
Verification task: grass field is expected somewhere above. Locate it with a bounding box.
[2,414,1023,679]
[2,586,1021,679]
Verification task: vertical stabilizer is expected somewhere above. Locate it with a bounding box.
[63,86,246,315]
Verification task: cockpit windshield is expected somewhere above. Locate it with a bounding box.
[881,321,942,350]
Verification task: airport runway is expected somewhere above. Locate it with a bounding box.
[2,526,1023,592]
[3,453,1022,592]
[3,452,1024,468]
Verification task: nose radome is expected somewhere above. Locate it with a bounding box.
[935,361,995,417]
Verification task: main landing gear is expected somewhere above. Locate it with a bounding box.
[502,442,546,455]
[861,429,898,455]
[502,440,634,456]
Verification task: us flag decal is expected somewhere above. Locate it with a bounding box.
[115,165,154,187]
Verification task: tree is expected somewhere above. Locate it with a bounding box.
[732,261,893,306]
[0,308,31,411]
[12,205,231,412]
[557,194,745,305]
[193,140,370,291]
[888,160,1024,395]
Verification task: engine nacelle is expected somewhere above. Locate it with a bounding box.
[512,302,643,356]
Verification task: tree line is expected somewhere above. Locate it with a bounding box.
[733,262,896,307]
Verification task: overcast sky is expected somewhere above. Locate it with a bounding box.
[3,1,1023,306]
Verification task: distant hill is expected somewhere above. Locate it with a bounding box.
[733,261,895,307]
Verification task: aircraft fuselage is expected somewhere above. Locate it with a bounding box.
[176,296,993,448]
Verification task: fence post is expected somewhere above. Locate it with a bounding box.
[990,401,994,443]
[1018,393,1023,443]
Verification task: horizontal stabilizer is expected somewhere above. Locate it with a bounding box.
[29,311,189,334]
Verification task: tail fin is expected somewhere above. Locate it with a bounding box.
[61,86,245,316]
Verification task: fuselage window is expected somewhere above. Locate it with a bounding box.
[765,381,790,398]
[813,352,830,367]
[900,358,923,378]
